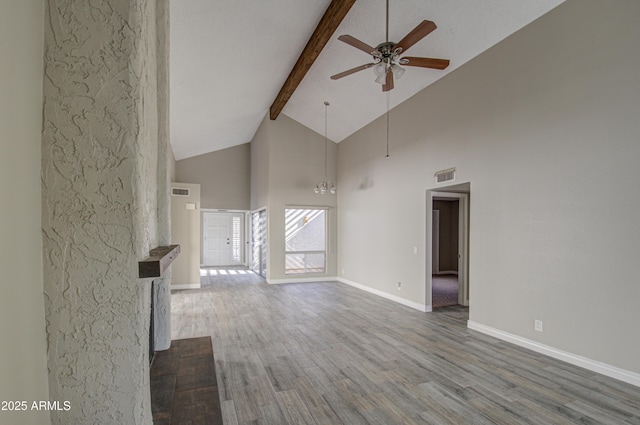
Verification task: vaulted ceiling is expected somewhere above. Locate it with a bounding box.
[170,0,565,160]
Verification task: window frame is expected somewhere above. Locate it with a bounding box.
[284,206,328,275]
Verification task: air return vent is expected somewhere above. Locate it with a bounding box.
[171,187,190,197]
[434,168,455,184]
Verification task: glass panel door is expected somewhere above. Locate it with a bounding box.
[251,209,267,277]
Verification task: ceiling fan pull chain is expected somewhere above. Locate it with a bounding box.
[386,91,390,159]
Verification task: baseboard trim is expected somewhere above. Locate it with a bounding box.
[267,276,338,285]
[170,283,201,291]
[337,277,430,312]
[467,320,640,388]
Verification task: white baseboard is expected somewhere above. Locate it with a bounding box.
[170,283,201,291]
[467,320,640,388]
[435,271,458,275]
[337,277,430,313]
[267,276,338,285]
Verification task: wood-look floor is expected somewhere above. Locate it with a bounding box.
[172,268,640,424]
[151,336,223,424]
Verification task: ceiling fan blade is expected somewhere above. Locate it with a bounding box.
[382,68,394,92]
[338,35,378,55]
[402,57,450,70]
[330,63,376,80]
[394,20,437,54]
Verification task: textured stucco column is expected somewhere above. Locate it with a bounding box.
[154,0,172,352]
[42,0,167,423]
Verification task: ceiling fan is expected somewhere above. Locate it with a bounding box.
[330,0,450,92]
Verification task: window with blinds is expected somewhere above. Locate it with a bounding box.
[285,208,326,274]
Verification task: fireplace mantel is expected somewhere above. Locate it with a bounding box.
[138,245,180,278]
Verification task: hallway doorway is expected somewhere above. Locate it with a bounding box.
[432,197,460,308]
[426,184,470,311]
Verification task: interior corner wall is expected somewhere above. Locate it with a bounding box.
[0,2,51,424]
[168,142,177,182]
[249,113,338,282]
[250,114,271,212]
[175,143,251,210]
[170,183,201,289]
[41,0,168,423]
[337,0,640,376]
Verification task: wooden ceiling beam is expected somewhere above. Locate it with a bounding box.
[269,0,357,120]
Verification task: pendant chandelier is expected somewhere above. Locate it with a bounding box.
[314,101,336,195]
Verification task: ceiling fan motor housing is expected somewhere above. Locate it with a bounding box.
[374,41,397,64]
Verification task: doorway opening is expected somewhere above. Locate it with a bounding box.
[426,184,470,311]
[432,199,460,308]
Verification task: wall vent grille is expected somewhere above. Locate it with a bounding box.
[435,168,456,184]
[171,187,190,197]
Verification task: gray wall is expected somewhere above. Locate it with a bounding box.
[250,114,338,282]
[175,143,250,210]
[0,2,51,424]
[337,0,640,375]
[170,183,202,287]
[169,143,177,182]
[250,115,271,211]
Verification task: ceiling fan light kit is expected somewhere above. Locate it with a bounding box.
[330,0,450,91]
[373,62,387,77]
[391,64,405,79]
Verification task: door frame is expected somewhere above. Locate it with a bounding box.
[201,209,249,267]
[425,188,470,310]
[432,209,440,275]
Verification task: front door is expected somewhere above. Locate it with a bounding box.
[203,212,244,266]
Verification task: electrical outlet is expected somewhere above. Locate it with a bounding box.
[534,319,543,332]
[396,282,402,290]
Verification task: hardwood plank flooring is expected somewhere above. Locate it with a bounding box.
[172,268,640,424]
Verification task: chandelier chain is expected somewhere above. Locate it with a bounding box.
[324,101,328,179]
[314,101,336,194]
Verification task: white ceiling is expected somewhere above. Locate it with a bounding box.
[170,0,564,160]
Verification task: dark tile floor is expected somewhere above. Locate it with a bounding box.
[151,336,223,425]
